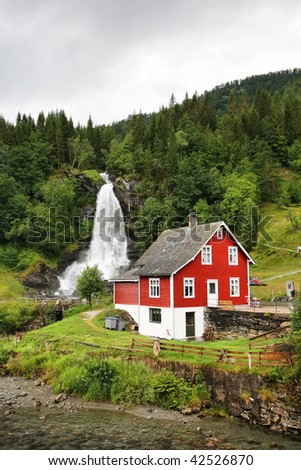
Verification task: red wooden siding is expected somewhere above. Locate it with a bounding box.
[174,230,249,308]
[115,282,138,305]
[140,276,170,307]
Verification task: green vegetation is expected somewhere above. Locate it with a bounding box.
[2,309,213,410]
[0,272,25,298]
[0,300,42,334]
[76,265,105,308]
[1,69,301,293]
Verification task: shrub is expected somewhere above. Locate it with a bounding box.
[8,352,51,378]
[0,301,40,334]
[52,365,89,395]
[0,245,19,269]
[152,370,191,410]
[84,360,117,400]
[44,303,57,325]
[110,361,154,406]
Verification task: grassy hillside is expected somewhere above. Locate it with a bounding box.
[0,272,25,299]
[250,203,301,299]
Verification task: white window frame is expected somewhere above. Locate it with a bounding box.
[184,278,195,298]
[228,246,238,265]
[202,245,212,264]
[149,278,160,298]
[230,278,240,297]
[217,228,223,240]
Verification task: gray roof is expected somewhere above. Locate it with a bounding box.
[111,266,140,282]
[111,221,255,281]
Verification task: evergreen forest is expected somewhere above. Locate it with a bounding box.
[1,68,301,275]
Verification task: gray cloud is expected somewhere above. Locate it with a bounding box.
[0,0,300,125]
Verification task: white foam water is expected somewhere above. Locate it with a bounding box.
[57,173,129,296]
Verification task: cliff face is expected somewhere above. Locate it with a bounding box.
[113,177,144,263]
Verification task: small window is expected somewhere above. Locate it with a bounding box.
[149,308,161,323]
[228,247,238,265]
[217,228,223,240]
[202,245,212,264]
[149,278,160,297]
[184,278,195,298]
[230,278,240,297]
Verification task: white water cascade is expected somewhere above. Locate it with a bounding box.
[57,173,130,296]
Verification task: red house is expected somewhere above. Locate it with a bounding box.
[111,215,255,340]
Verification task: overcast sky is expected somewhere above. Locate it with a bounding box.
[1,0,301,126]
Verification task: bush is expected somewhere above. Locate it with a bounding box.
[0,246,19,269]
[152,370,191,410]
[110,361,154,406]
[84,360,117,400]
[8,352,51,378]
[0,301,40,334]
[44,303,57,325]
[52,365,89,395]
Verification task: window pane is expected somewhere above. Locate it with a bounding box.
[149,308,161,323]
[209,282,216,294]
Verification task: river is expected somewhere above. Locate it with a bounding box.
[2,404,301,450]
[1,376,301,450]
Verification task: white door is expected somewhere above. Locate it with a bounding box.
[207,280,218,307]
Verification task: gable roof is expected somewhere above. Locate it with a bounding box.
[111,220,255,281]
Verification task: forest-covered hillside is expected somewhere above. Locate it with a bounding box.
[1,68,301,279]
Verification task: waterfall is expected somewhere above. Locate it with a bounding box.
[57,173,130,296]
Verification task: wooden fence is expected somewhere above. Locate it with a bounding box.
[114,337,294,369]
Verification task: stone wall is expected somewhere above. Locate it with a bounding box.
[134,358,301,436]
[205,308,290,339]
[202,366,301,436]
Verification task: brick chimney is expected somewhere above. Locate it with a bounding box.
[188,212,197,229]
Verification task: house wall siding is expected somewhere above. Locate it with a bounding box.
[140,276,170,307]
[115,303,139,324]
[174,231,249,307]
[114,282,138,305]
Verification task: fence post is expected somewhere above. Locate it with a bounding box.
[153,338,161,357]
[248,352,252,369]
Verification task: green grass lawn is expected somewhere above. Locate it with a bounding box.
[3,306,285,379]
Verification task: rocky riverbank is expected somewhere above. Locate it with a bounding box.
[2,376,301,450]
[0,376,197,423]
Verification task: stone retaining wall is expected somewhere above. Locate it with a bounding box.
[205,308,291,339]
[136,358,301,436]
[202,366,301,436]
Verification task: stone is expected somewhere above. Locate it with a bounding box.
[15,392,28,398]
[181,407,193,415]
[53,393,67,404]
[34,380,41,387]
[280,321,291,328]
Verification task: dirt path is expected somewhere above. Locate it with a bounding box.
[82,308,104,331]
[262,269,301,281]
